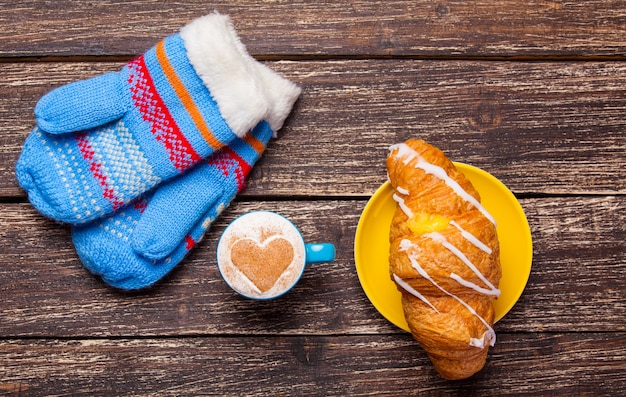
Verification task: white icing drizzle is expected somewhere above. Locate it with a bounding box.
[399,239,496,348]
[396,186,409,195]
[449,220,492,254]
[426,232,500,297]
[450,273,500,296]
[392,193,414,218]
[389,143,497,226]
[393,273,440,313]
[470,331,490,348]
[390,143,417,165]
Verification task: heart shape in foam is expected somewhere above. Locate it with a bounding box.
[230,235,295,293]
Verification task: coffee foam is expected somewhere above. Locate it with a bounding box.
[217,211,306,299]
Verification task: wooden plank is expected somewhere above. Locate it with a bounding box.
[1,1,625,57]
[0,196,624,337]
[0,333,624,396]
[1,60,625,197]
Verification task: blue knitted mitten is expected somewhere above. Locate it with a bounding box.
[72,122,274,290]
[16,13,297,224]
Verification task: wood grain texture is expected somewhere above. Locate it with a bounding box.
[0,333,624,396]
[1,197,623,337]
[1,0,625,58]
[2,60,625,197]
[1,1,625,394]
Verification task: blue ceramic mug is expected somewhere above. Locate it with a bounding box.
[217,211,335,300]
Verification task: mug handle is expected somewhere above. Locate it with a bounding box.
[305,243,335,264]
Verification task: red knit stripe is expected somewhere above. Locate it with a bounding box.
[155,41,222,150]
[127,54,201,172]
[132,197,149,214]
[184,235,196,250]
[207,147,252,192]
[76,133,124,210]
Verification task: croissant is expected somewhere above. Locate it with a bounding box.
[387,139,501,380]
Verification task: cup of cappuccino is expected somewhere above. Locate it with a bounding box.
[217,211,335,300]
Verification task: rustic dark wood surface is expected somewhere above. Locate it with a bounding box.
[1,1,625,396]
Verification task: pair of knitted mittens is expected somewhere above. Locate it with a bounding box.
[16,13,301,289]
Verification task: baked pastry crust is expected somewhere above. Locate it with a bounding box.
[387,139,501,380]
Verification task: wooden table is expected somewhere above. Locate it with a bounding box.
[1,1,624,395]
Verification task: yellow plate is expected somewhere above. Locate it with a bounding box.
[354,162,532,331]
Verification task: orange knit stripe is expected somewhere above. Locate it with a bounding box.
[155,40,222,150]
[243,133,266,156]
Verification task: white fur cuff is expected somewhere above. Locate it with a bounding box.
[180,12,300,138]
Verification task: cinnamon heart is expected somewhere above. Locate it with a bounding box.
[230,235,295,293]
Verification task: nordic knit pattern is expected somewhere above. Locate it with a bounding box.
[16,16,269,225]
[75,121,162,212]
[125,47,202,171]
[71,121,273,290]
